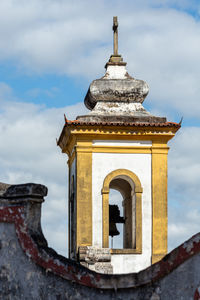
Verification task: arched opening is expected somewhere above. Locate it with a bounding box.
[102,169,142,253]
[109,176,135,249]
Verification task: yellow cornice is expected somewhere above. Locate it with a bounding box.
[70,127,178,137]
[59,125,177,155]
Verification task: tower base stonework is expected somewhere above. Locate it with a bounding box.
[79,246,113,274]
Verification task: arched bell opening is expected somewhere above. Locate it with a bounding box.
[102,169,142,253]
[109,177,135,249]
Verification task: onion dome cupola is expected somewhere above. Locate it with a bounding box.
[77,16,166,124]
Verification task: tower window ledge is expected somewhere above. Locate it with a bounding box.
[110,248,142,255]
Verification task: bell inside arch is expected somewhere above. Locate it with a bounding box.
[109,204,125,237]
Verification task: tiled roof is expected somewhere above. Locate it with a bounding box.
[64,118,181,128]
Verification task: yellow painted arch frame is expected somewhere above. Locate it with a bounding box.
[102,169,142,253]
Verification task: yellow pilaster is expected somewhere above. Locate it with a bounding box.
[102,189,109,248]
[135,191,142,253]
[151,142,169,264]
[76,141,92,250]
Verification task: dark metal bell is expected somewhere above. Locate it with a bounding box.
[109,221,120,237]
[109,204,125,237]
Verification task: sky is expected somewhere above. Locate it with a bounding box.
[1,0,200,256]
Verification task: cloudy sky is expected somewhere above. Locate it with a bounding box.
[0,0,200,256]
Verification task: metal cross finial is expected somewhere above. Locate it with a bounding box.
[106,16,125,67]
[113,16,118,56]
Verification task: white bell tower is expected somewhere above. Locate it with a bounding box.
[58,17,180,274]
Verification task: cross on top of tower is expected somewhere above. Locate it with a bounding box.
[106,16,125,66]
[113,16,118,56]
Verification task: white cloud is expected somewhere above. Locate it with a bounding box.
[168,126,200,250]
[0,1,200,119]
[0,83,88,255]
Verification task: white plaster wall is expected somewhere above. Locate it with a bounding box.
[93,140,152,146]
[92,144,152,274]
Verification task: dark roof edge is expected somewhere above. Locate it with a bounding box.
[64,119,181,128]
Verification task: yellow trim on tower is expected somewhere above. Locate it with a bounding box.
[102,188,109,248]
[102,169,142,253]
[76,141,92,251]
[151,141,168,264]
[68,125,178,137]
[58,124,178,156]
[92,146,152,154]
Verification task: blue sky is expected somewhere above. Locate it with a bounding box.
[0,64,87,108]
[1,0,200,256]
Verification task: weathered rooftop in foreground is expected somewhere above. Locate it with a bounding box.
[0,182,200,299]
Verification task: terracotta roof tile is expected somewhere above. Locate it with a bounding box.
[64,119,181,128]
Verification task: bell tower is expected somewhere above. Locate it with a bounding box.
[58,17,180,274]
